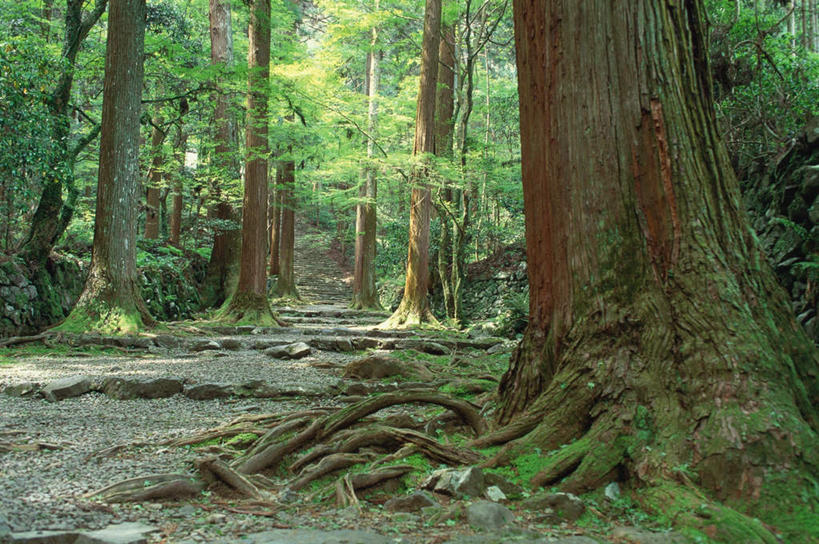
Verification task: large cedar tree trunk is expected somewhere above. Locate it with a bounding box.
[222,0,280,324]
[351,15,382,311]
[381,0,441,328]
[201,0,241,308]
[57,0,152,333]
[482,2,819,541]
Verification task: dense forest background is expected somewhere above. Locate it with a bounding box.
[0,0,817,338]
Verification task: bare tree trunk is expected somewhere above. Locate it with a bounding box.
[58,0,151,332]
[275,157,299,298]
[268,167,281,276]
[144,106,165,240]
[168,125,187,247]
[381,0,442,328]
[201,0,240,308]
[223,0,279,323]
[486,2,818,541]
[352,9,382,310]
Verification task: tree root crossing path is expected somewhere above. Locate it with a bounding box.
[1,225,684,544]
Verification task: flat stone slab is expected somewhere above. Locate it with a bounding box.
[42,376,93,402]
[212,529,396,544]
[264,342,311,360]
[8,523,157,544]
[102,377,183,400]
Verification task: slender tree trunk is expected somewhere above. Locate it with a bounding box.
[482,2,818,541]
[22,0,107,266]
[435,19,456,320]
[201,0,241,308]
[275,156,299,298]
[58,0,151,333]
[144,107,165,240]
[381,0,442,328]
[168,125,187,247]
[268,167,281,276]
[223,0,280,323]
[352,11,382,310]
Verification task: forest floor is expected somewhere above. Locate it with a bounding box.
[0,223,687,544]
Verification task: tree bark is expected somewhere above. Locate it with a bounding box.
[352,10,382,311]
[58,0,152,333]
[275,156,299,299]
[201,0,241,308]
[381,0,442,328]
[223,0,279,323]
[268,167,282,276]
[488,2,818,541]
[168,125,187,247]
[144,107,165,240]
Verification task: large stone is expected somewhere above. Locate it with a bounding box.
[344,356,433,381]
[183,384,233,400]
[3,382,41,398]
[42,376,93,402]
[152,335,181,349]
[521,491,585,522]
[219,338,242,351]
[465,501,515,531]
[610,527,688,543]
[75,523,158,544]
[424,467,486,498]
[484,472,523,498]
[395,339,449,355]
[189,340,221,352]
[102,378,183,400]
[7,531,79,544]
[384,491,439,513]
[264,342,311,360]
[308,338,355,352]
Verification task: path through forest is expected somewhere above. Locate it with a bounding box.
[0,223,683,544]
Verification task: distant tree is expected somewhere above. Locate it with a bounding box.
[57,0,152,333]
[381,0,441,327]
[144,104,166,240]
[478,1,819,541]
[274,149,299,298]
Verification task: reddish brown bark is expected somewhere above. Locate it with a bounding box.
[144,108,165,240]
[382,0,441,327]
[268,168,282,276]
[168,126,186,247]
[275,157,298,298]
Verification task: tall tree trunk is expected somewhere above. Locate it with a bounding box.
[275,156,299,298]
[169,125,187,247]
[268,167,282,276]
[482,2,818,541]
[435,19,456,320]
[58,0,152,333]
[223,0,280,324]
[201,0,241,308]
[381,0,442,328]
[144,107,165,240]
[22,0,107,266]
[352,10,382,310]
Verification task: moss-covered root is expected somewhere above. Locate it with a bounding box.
[639,483,781,543]
[378,298,440,330]
[215,292,285,327]
[52,301,149,335]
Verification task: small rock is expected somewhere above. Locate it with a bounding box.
[176,505,196,517]
[424,467,486,498]
[487,343,506,355]
[152,335,181,349]
[465,501,515,530]
[190,340,221,352]
[395,339,449,355]
[308,338,354,352]
[219,339,242,351]
[75,522,159,544]
[521,492,585,522]
[183,384,233,400]
[344,356,433,381]
[485,486,506,502]
[384,491,439,513]
[484,473,523,498]
[604,482,621,502]
[264,342,311,360]
[42,375,93,402]
[102,378,183,400]
[205,514,226,525]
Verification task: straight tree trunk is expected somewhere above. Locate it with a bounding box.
[381,0,442,328]
[275,156,299,298]
[201,0,241,308]
[168,125,187,247]
[435,19,456,320]
[268,167,282,276]
[483,2,818,541]
[144,107,165,240]
[57,0,152,333]
[352,10,382,311]
[222,0,280,324]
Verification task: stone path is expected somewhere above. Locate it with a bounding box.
[0,219,683,544]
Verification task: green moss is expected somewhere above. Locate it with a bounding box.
[53,303,144,335]
[389,349,450,366]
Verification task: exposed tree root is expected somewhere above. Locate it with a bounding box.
[165,425,267,448]
[88,474,204,502]
[333,465,414,507]
[288,453,372,492]
[0,333,51,348]
[196,456,266,499]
